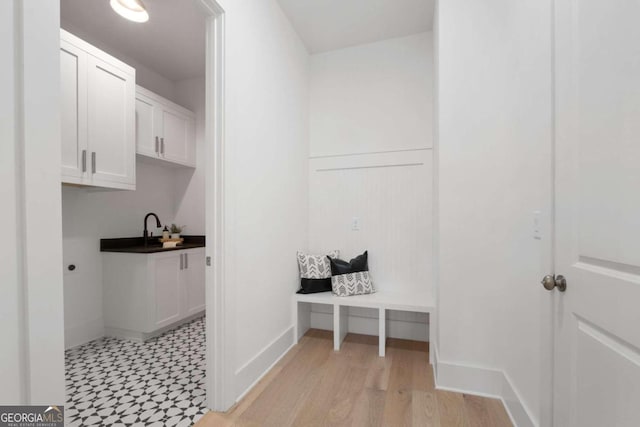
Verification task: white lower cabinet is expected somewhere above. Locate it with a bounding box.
[152,252,183,329]
[103,248,205,341]
[184,249,206,315]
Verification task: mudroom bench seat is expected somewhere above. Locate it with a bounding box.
[293,290,435,359]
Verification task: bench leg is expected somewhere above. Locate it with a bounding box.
[334,304,348,351]
[294,301,311,343]
[428,312,434,365]
[293,298,298,344]
[379,307,386,357]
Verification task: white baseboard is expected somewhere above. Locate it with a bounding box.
[432,344,536,427]
[104,312,206,344]
[234,326,295,401]
[65,317,104,349]
[500,372,536,427]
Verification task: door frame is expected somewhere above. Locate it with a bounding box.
[540,0,559,425]
[5,0,67,404]
[10,0,233,410]
[193,0,235,412]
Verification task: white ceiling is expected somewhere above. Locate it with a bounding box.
[61,0,206,81]
[277,0,435,54]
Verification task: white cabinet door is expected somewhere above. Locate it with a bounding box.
[184,249,206,315]
[161,109,193,166]
[153,252,182,329]
[134,86,196,168]
[60,40,87,183]
[135,93,160,158]
[87,55,135,188]
[60,30,136,190]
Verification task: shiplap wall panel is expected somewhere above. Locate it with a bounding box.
[309,149,433,298]
[307,149,432,340]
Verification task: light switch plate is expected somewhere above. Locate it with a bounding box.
[533,210,542,240]
[352,217,360,231]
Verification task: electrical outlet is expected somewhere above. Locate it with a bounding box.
[352,217,360,231]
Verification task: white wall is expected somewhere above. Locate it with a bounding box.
[307,33,434,340]
[1,0,66,405]
[173,77,206,235]
[219,0,310,398]
[0,0,24,403]
[62,162,180,348]
[435,1,551,425]
[310,32,433,157]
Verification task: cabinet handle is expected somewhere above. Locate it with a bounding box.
[161,138,165,155]
[180,253,184,270]
[82,150,87,172]
[91,152,96,174]
[155,136,159,154]
[184,253,188,269]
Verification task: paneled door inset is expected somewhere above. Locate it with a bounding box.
[553,0,640,426]
[86,55,135,187]
[161,109,192,165]
[60,40,87,181]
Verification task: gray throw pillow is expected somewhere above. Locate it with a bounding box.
[331,271,375,297]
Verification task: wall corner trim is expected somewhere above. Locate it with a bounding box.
[234,326,295,401]
[432,346,537,427]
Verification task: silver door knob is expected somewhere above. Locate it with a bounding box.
[541,274,567,292]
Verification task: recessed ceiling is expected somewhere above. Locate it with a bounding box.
[61,0,206,81]
[276,0,434,54]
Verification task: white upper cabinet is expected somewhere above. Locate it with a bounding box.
[135,95,158,158]
[60,39,87,180]
[135,86,196,168]
[60,30,136,191]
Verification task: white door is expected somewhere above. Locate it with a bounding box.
[153,253,182,329]
[60,40,87,182]
[161,109,192,165]
[135,94,160,158]
[86,55,135,187]
[553,1,640,426]
[184,249,206,315]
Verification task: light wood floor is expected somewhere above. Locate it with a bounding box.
[195,329,513,427]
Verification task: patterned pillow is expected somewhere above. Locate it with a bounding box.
[331,271,375,297]
[296,251,339,294]
[328,251,375,297]
[297,250,339,279]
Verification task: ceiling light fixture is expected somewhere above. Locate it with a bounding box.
[110,0,149,23]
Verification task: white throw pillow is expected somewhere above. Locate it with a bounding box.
[331,271,375,297]
[297,250,339,279]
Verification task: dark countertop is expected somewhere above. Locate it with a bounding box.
[100,235,206,254]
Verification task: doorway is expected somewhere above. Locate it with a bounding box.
[57,0,230,422]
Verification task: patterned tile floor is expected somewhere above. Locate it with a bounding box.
[65,316,207,426]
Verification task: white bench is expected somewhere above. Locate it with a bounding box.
[293,291,435,359]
